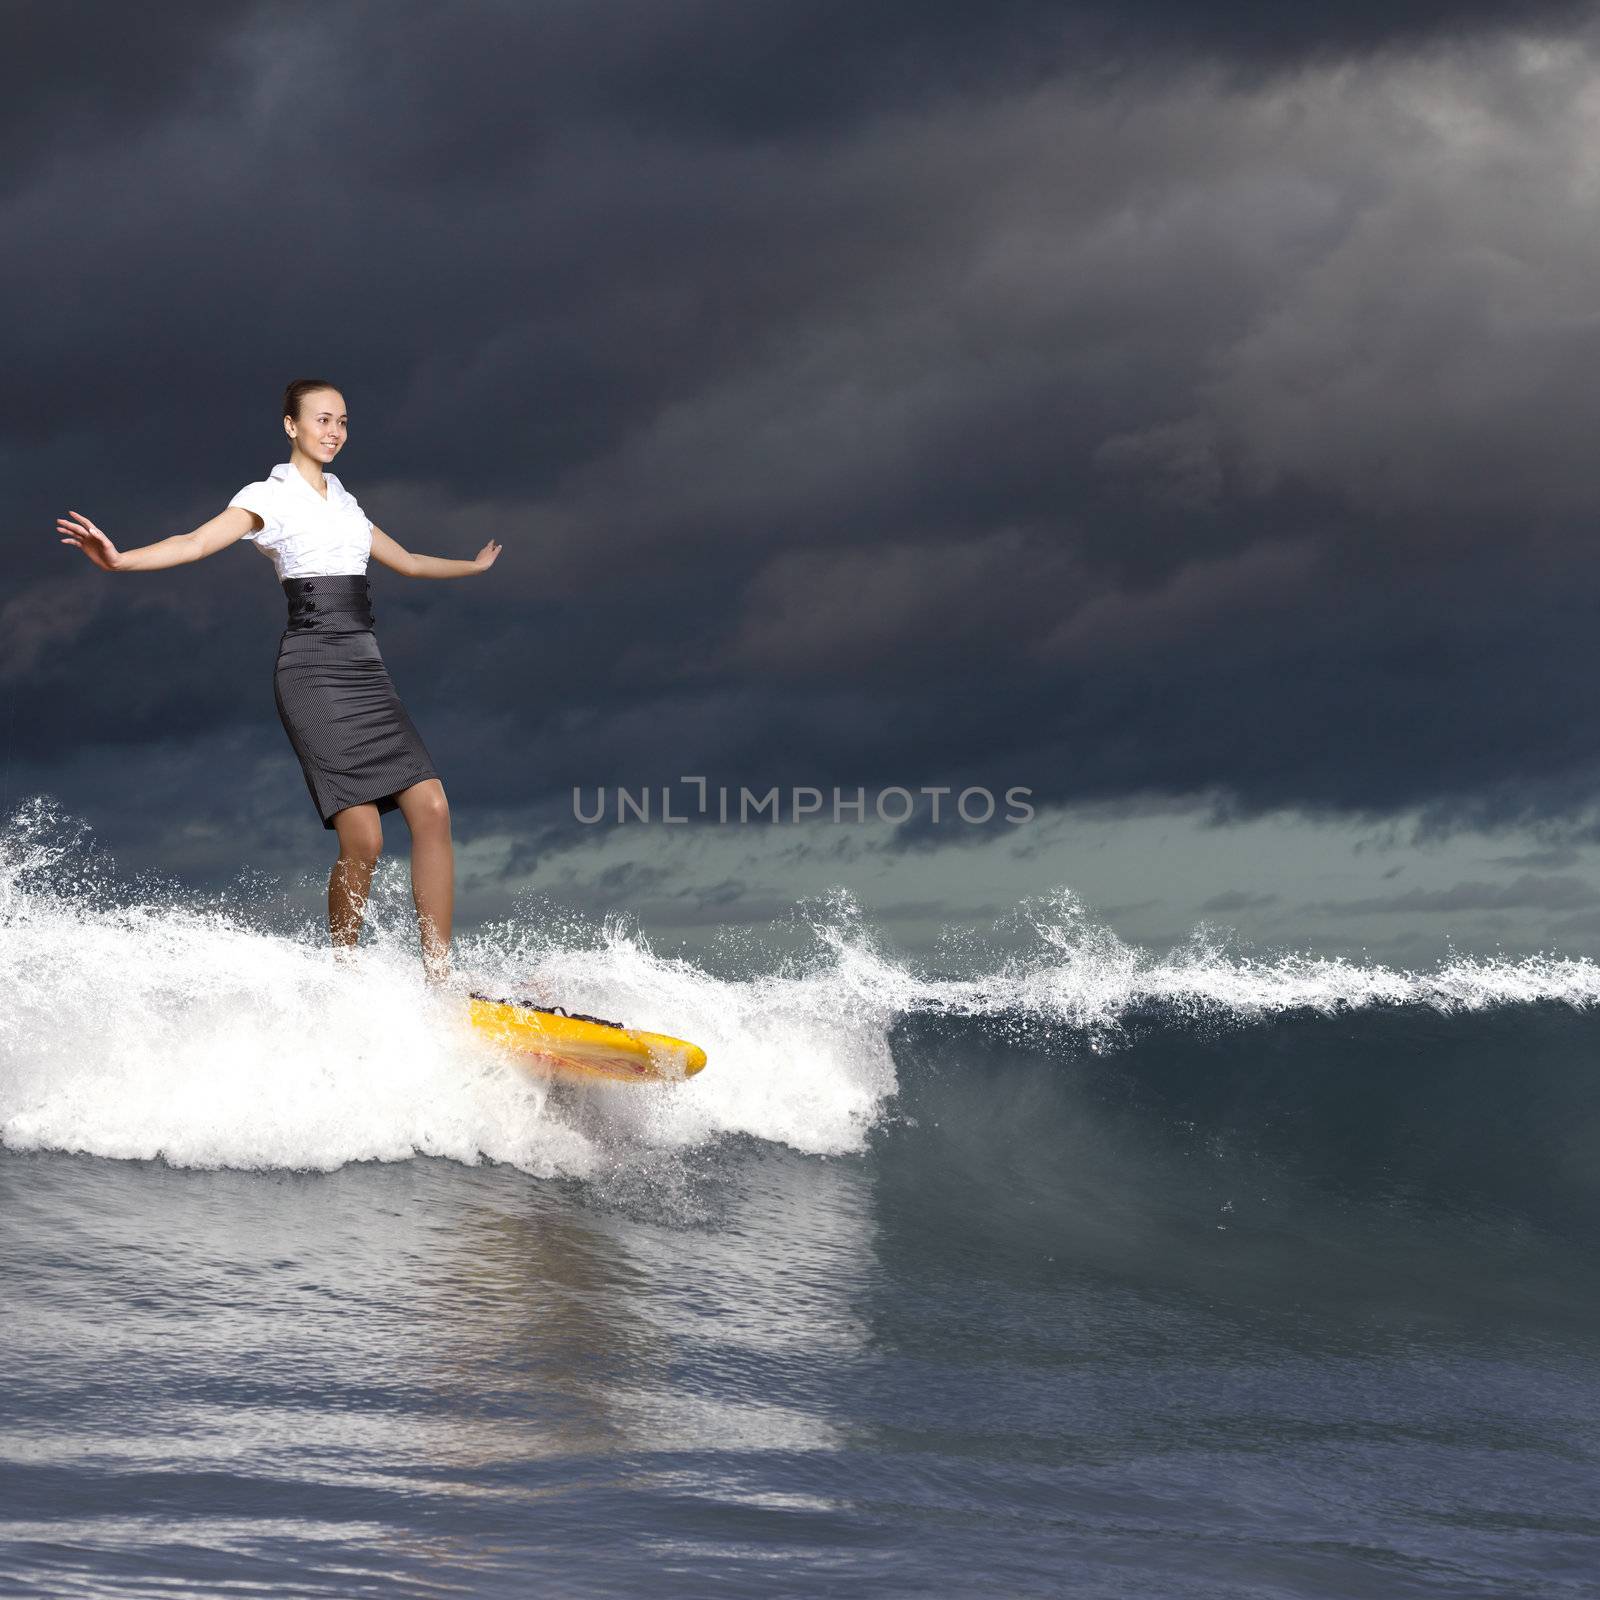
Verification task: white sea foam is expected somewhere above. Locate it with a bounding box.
[4,804,1599,1173]
[908,887,1600,1046]
[0,803,900,1172]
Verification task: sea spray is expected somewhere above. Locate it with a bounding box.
[7,799,1600,1179]
[0,802,902,1171]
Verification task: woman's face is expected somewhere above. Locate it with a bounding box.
[285,389,348,464]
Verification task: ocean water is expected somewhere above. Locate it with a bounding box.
[2,801,1597,1598]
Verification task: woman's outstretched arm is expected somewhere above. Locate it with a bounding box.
[57,507,255,572]
[370,524,502,579]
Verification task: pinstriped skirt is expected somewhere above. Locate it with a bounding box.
[274,575,439,830]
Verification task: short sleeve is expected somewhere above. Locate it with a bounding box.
[344,490,373,534]
[228,481,281,543]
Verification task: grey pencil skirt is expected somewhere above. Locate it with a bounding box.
[273,575,439,830]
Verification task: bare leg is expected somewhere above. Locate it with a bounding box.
[330,803,384,958]
[396,778,453,984]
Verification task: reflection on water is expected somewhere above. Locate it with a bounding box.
[420,1149,872,1469]
[1,1143,880,1594]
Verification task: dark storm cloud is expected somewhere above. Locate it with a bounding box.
[1486,844,1583,870]
[525,859,800,930]
[0,1,271,188]
[1091,0,1591,64]
[9,0,1600,884]
[1546,904,1600,938]
[1198,889,1280,912]
[1310,872,1600,916]
[15,0,1573,192]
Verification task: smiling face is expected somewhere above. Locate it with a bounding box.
[283,388,348,466]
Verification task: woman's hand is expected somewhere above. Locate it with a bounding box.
[473,539,502,572]
[57,511,122,572]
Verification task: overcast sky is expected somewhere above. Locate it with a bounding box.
[8,0,1600,968]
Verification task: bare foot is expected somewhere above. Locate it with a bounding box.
[422,943,452,987]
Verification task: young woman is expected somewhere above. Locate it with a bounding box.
[56,378,501,984]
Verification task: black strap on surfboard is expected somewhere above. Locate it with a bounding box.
[469,991,625,1030]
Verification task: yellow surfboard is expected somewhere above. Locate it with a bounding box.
[467,992,708,1085]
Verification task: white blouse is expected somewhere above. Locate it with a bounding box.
[228,462,373,581]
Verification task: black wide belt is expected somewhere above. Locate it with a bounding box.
[281,575,374,631]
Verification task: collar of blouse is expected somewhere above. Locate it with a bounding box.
[269,460,351,507]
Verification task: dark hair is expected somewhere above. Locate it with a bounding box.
[282,378,343,424]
